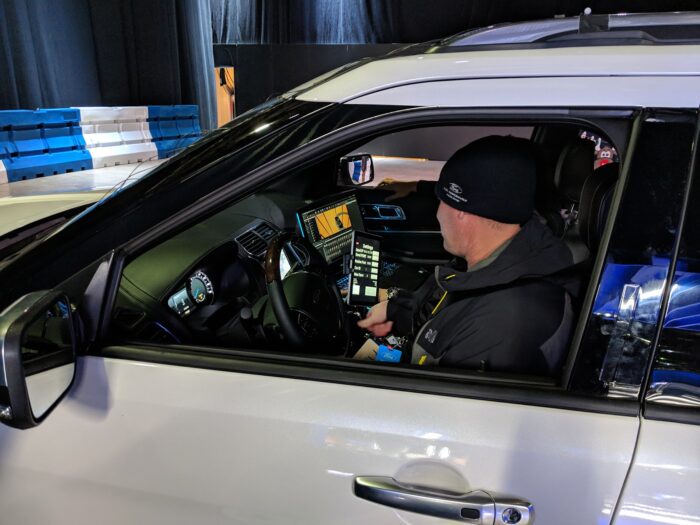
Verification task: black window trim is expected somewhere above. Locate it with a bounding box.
[96,105,642,416]
[561,110,644,389]
[641,110,700,426]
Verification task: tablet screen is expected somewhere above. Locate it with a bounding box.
[349,232,381,306]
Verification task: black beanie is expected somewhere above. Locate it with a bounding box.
[435,135,536,224]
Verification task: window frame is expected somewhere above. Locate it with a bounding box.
[95,105,643,416]
[643,110,700,426]
[567,109,700,398]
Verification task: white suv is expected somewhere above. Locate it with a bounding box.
[0,12,699,525]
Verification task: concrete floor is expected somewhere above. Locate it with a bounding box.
[0,160,164,198]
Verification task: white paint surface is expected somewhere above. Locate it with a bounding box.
[347,76,700,109]
[0,160,7,185]
[0,356,639,524]
[297,45,700,104]
[613,418,700,525]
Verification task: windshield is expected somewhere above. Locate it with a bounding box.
[0,97,334,292]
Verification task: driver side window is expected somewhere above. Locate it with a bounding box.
[109,120,622,386]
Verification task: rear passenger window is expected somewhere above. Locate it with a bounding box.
[648,120,700,413]
[571,112,697,398]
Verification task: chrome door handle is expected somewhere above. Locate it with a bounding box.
[354,476,534,524]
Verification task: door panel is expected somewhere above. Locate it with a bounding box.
[0,356,638,524]
[356,187,447,262]
[612,419,700,524]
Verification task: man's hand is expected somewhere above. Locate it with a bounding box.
[377,179,418,202]
[357,300,394,337]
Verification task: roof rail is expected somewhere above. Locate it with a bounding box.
[442,11,700,47]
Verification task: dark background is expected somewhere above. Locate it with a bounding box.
[1,0,697,128]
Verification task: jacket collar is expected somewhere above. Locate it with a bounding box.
[436,216,575,292]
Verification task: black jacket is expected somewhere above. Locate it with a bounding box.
[387,217,581,375]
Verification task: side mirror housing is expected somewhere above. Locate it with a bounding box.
[340,154,374,186]
[0,291,77,429]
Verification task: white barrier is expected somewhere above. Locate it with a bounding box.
[78,107,159,167]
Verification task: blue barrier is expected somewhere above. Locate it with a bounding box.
[0,109,91,182]
[0,106,203,182]
[148,105,201,159]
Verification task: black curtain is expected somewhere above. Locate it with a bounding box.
[211,0,700,44]
[0,0,102,109]
[0,0,216,131]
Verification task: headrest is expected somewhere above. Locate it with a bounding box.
[554,139,595,202]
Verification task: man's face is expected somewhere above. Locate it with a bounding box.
[436,200,460,255]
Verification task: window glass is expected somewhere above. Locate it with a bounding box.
[350,126,533,186]
[571,113,697,398]
[648,121,700,411]
[21,297,74,376]
[112,120,622,384]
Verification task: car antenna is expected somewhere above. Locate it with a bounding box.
[579,7,609,33]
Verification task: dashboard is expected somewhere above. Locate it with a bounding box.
[158,192,366,322]
[114,187,430,348]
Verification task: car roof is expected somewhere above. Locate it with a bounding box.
[297,44,700,104]
[294,12,700,105]
[436,11,700,49]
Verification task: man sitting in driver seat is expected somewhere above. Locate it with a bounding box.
[358,136,580,375]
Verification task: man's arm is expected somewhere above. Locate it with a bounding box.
[359,275,437,337]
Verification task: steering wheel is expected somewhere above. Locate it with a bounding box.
[264,232,350,354]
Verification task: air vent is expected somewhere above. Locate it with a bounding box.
[254,222,277,240]
[235,222,278,257]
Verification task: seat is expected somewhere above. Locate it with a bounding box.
[551,138,595,263]
[578,162,619,254]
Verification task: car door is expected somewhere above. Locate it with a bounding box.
[612,120,700,524]
[0,107,695,525]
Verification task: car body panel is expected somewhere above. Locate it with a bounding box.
[613,419,700,525]
[0,15,698,525]
[349,76,700,108]
[0,356,639,524]
[297,45,700,103]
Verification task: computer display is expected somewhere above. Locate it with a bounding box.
[297,193,365,264]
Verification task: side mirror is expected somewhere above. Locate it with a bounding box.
[0,291,77,429]
[340,154,374,186]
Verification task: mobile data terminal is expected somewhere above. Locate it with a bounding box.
[348,231,381,306]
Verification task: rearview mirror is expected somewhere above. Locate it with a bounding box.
[0,291,77,429]
[340,154,374,186]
